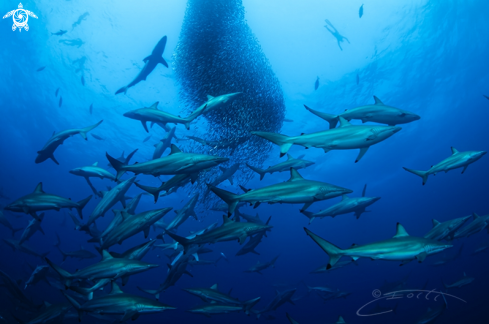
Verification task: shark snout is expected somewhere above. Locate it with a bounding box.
[215,157,230,164]
[391,126,402,134]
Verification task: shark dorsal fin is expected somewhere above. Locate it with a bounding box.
[338,116,351,127]
[44,301,51,307]
[432,219,440,227]
[341,195,349,201]
[286,154,294,160]
[92,162,98,166]
[337,315,346,323]
[110,281,123,294]
[149,102,159,109]
[34,182,45,194]
[170,145,182,154]
[393,223,409,238]
[373,96,384,105]
[222,215,232,225]
[451,147,459,155]
[210,283,218,290]
[207,95,214,100]
[473,213,480,220]
[288,168,304,182]
[102,250,113,261]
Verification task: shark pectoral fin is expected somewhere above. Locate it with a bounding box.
[184,270,193,277]
[121,310,138,322]
[355,147,369,163]
[416,252,427,263]
[461,165,468,174]
[121,275,130,286]
[141,121,149,133]
[159,57,168,68]
[143,227,150,238]
[238,235,247,245]
[300,202,313,212]
[50,154,60,165]
[351,256,359,261]
[143,55,151,63]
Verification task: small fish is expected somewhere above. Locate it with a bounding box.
[81,75,85,86]
[356,74,359,85]
[51,30,67,36]
[37,66,46,72]
[89,103,93,115]
[314,77,319,91]
[143,135,152,143]
[59,97,63,107]
[359,4,364,18]
[55,88,60,97]
[91,134,104,140]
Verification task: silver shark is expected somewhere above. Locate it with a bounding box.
[304,96,420,129]
[153,126,177,159]
[204,163,240,197]
[64,281,175,322]
[302,184,380,223]
[69,162,117,182]
[18,213,45,245]
[254,288,296,318]
[162,194,199,233]
[442,272,474,290]
[304,223,452,269]
[187,298,260,317]
[110,240,156,261]
[403,147,487,185]
[209,168,352,215]
[429,244,464,266]
[25,265,52,289]
[165,215,272,254]
[35,120,103,164]
[136,174,192,203]
[5,183,92,221]
[107,144,228,181]
[247,154,315,180]
[424,215,471,241]
[236,233,265,256]
[252,117,401,161]
[191,92,243,116]
[453,213,489,239]
[245,255,279,274]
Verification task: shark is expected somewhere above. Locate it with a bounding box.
[160,194,199,233]
[424,215,471,241]
[453,213,489,239]
[183,283,260,311]
[254,288,296,318]
[204,163,240,197]
[429,244,464,266]
[247,154,315,180]
[187,300,260,317]
[35,120,103,165]
[5,183,92,221]
[304,96,420,129]
[153,127,177,159]
[301,184,380,223]
[3,239,49,259]
[236,233,265,256]
[106,149,138,169]
[415,304,446,324]
[12,301,72,324]
[165,215,272,254]
[252,117,401,161]
[64,281,175,321]
[69,162,117,182]
[245,255,279,274]
[18,213,45,245]
[25,265,51,289]
[0,270,41,310]
[46,250,158,288]
[442,272,474,290]
[190,92,243,116]
[304,223,452,269]
[110,240,156,261]
[287,313,300,324]
[115,35,169,95]
[123,101,201,131]
[54,232,97,261]
[107,144,228,181]
[403,147,487,185]
[136,174,192,203]
[209,168,352,215]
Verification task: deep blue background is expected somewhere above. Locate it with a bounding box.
[1,0,488,323]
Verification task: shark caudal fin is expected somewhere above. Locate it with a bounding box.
[135,182,165,203]
[243,297,261,315]
[115,86,128,95]
[246,163,266,180]
[79,120,103,140]
[301,210,316,224]
[63,293,83,321]
[75,195,92,220]
[45,258,72,288]
[165,232,193,254]
[402,167,429,185]
[304,228,344,269]
[137,286,163,300]
[251,131,292,157]
[207,185,240,216]
[106,152,127,181]
[69,286,94,300]
[304,105,339,129]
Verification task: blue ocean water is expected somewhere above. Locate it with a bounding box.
[1,0,488,323]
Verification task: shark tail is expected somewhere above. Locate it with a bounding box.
[246,163,266,181]
[402,167,429,185]
[63,293,83,321]
[69,286,94,300]
[304,227,344,269]
[135,182,165,203]
[165,232,193,254]
[75,195,92,220]
[106,152,127,181]
[45,258,72,288]
[243,297,261,315]
[79,120,103,140]
[251,131,293,157]
[207,185,240,216]
[301,210,316,224]
[304,105,339,129]
[115,86,128,95]
[137,286,162,300]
